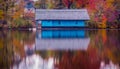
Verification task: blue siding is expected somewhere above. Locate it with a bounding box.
[42,21,53,27]
[41,20,85,27]
[78,21,85,27]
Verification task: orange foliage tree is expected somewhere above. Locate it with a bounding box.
[75,0,88,8]
[87,0,116,28]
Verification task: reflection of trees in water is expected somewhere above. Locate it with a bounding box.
[11,30,36,68]
[35,50,100,69]
[53,50,100,69]
[11,30,35,56]
[105,30,120,64]
[35,49,120,69]
[88,30,120,65]
[0,30,13,69]
[0,30,36,69]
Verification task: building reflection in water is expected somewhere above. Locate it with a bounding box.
[36,30,90,50]
[0,30,120,69]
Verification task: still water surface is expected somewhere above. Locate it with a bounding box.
[0,29,120,69]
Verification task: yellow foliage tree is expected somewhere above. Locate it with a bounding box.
[12,0,24,19]
[46,0,55,9]
[0,10,4,19]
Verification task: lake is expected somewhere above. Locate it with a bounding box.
[0,29,120,69]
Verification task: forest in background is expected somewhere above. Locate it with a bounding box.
[0,0,120,28]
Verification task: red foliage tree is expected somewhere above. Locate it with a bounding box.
[62,0,88,9]
[75,0,88,8]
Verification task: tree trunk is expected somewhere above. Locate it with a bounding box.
[68,0,72,9]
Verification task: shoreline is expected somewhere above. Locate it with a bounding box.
[0,27,120,31]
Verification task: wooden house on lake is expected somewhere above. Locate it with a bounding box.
[35,9,90,28]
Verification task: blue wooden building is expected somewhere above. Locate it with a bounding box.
[35,9,90,28]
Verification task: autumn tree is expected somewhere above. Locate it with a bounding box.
[75,0,88,8]
[46,0,55,9]
[87,0,117,28]
[62,0,73,9]
[39,0,47,9]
